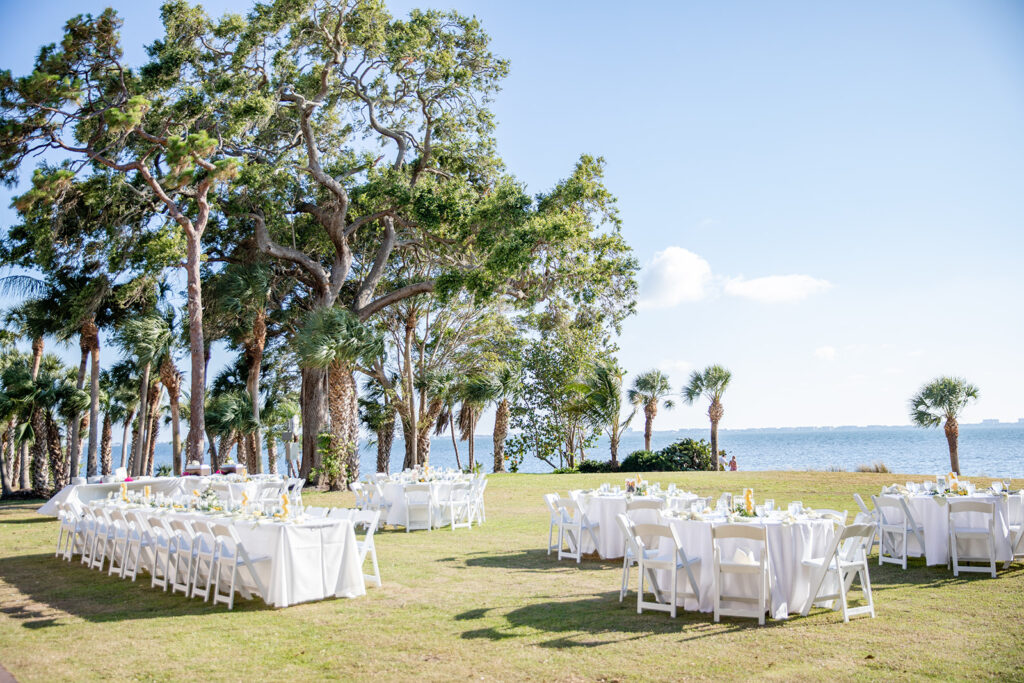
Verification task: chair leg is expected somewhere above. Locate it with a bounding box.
[637,561,644,615]
[619,555,629,602]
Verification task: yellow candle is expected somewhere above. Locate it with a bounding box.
[744,488,754,515]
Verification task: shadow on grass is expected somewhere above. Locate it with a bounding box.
[0,553,273,625]
[441,549,622,573]
[0,516,53,525]
[866,556,1024,590]
[455,591,786,648]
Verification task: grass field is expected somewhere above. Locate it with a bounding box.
[2,471,1023,681]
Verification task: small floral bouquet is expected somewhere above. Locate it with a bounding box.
[733,504,756,518]
[194,486,223,513]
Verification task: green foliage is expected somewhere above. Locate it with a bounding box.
[293,307,384,371]
[155,464,173,477]
[683,365,733,405]
[909,376,980,427]
[612,439,714,472]
[577,459,613,474]
[312,432,349,490]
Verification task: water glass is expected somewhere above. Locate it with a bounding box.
[764,499,775,512]
[755,504,765,517]
[789,501,803,515]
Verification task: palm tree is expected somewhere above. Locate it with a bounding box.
[432,372,463,470]
[205,390,260,469]
[114,315,172,477]
[576,361,636,470]
[262,394,299,475]
[361,374,398,474]
[103,361,139,471]
[457,375,494,471]
[683,364,732,471]
[489,364,520,473]
[293,307,383,484]
[909,377,979,475]
[627,369,675,452]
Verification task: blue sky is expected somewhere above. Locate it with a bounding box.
[1,0,1022,431]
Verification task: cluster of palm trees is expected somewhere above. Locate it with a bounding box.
[571,363,733,470]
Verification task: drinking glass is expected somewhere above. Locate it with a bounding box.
[755,504,765,517]
[764,499,775,512]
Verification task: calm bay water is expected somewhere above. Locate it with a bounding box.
[142,423,1024,478]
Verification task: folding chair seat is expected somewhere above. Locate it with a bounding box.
[713,524,771,625]
[873,495,925,569]
[556,498,600,563]
[351,509,383,587]
[802,523,876,622]
[632,519,700,618]
[948,499,997,577]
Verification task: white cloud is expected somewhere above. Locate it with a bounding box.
[814,345,837,361]
[639,247,713,309]
[724,274,832,303]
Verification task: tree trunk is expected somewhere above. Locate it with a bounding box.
[326,363,359,482]
[644,401,656,452]
[30,409,49,495]
[183,225,208,480]
[610,433,619,470]
[84,320,101,477]
[403,317,418,467]
[159,356,182,475]
[416,426,432,468]
[119,409,134,470]
[300,366,328,482]
[205,429,217,468]
[0,426,12,497]
[467,414,477,471]
[376,415,395,474]
[144,386,163,477]
[450,413,462,470]
[217,434,232,470]
[47,415,67,489]
[400,414,415,471]
[945,416,960,475]
[100,412,112,475]
[245,313,266,475]
[492,398,509,473]
[131,364,151,477]
[708,399,724,471]
[68,331,89,480]
[267,436,277,475]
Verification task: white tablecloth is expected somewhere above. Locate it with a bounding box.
[381,481,458,526]
[660,515,836,619]
[39,476,287,516]
[903,493,1020,565]
[576,493,698,559]
[96,503,365,607]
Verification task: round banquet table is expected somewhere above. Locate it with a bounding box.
[575,492,698,559]
[901,492,1022,565]
[658,514,836,619]
[91,502,365,607]
[381,480,458,527]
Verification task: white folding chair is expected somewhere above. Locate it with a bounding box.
[634,522,701,618]
[802,523,876,622]
[873,495,925,569]
[304,506,331,518]
[712,524,772,625]
[190,520,219,601]
[947,499,997,577]
[55,503,82,561]
[349,482,369,510]
[78,506,102,568]
[147,517,174,591]
[442,483,473,531]
[105,509,133,579]
[210,523,270,610]
[328,508,356,521]
[1007,493,1024,569]
[369,483,393,522]
[403,483,434,532]
[168,519,198,596]
[470,476,488,524]
[853,493,879,551]
[616,513,640,602]
[556,498,600,563]
[543,494,565,556]
[351,509,383,587]
[89,508,120,572]
[120,510,154,582]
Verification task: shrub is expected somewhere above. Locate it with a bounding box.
[618,439,714,472]
[856,461,891,474]
[552,466,580,474]
[578,459,613,474]
[155,464,172,477]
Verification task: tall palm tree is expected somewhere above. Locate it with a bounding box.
[294,307,383,484]
[361,374,398,474]
[576,361,636,470]
[909,376,979,475]
[262,393,299,476]
[457,375,494,471]
[627,369,674,452]
[432,372,463,470]
[683,364,732,471]
[205,390,260,469]
[104,361,139,471]
[114,315,172,477]
[489,364,520,473]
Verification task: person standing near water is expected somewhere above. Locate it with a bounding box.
[729,455,737,471]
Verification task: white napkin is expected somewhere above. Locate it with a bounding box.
[732,547,758,565]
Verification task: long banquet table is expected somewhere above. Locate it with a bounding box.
[90,501,366,608]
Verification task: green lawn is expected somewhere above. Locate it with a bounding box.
[2,471,1023,681]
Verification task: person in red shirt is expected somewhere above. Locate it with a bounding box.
[729,455,738,471]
